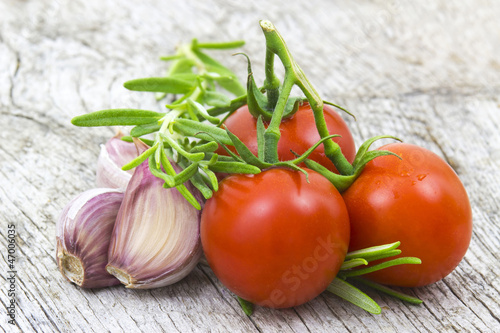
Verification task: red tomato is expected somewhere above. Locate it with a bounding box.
[343,143,472,287]
[201,168,350,308]
[218,103,356,173]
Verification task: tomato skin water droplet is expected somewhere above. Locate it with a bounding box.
[417,174,427,181]
[399,170,411,177]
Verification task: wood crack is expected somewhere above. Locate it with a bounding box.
[125,308,142,332]
[165,313,182,333]
[471,293,500,326]
[12,271,65,332]
[441,279,486,330]
[78,291,110,332]
[292,308,312,333]
[7,49,21,109]
[88,289,129,332]
[321,295,354,333]
[148,289,184,332]
[0,112,54,132]
[39,305,63,333]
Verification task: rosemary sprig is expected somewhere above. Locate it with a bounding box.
[236,242,423,316]
[326,242,423,314]
[71,39,254,207]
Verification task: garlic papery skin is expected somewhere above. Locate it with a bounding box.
[96,132,137,189]
[106,160,203,289]
[56,188,124,288]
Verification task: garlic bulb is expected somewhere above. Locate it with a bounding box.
[56,188,124,288]
[106,160,203,289]
[96,132,137,189]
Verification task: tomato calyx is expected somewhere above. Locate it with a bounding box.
[213,119,341,178]
[301,135,402,192]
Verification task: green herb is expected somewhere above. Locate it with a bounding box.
[71,39,253,207]
[326,242,423,313]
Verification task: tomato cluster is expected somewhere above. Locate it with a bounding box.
[201,104,472,308]
[69,20,474,314]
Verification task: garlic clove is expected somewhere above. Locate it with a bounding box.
[56,188,124,288]
[96,132,137,189]
[106,160,203,289]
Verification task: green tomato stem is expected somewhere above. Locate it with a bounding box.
[303,158,356,192]
[259,20,354,175]
[263,48,280,110]
[263,75,294,163]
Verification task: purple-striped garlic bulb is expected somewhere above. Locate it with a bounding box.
[106,159,203,289]
[96,132,137,189]
[56,188,124,288]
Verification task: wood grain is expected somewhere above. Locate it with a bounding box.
[1,0,499,332]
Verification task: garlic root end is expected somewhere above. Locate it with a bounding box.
[106,265,133,287]
[58,251,85,286]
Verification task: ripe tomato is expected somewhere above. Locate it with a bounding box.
[343,143,472,287]
[201,168,350,308]
[218,102,356,173]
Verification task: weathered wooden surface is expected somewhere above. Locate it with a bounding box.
[1,0,499,332]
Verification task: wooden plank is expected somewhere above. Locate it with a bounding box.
[1,0,499,332]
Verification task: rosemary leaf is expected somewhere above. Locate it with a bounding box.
[327,278,381,314]
[72,109,165,127]
[124,77,193,94]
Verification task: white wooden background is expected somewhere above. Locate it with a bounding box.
[1,0,499,332]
